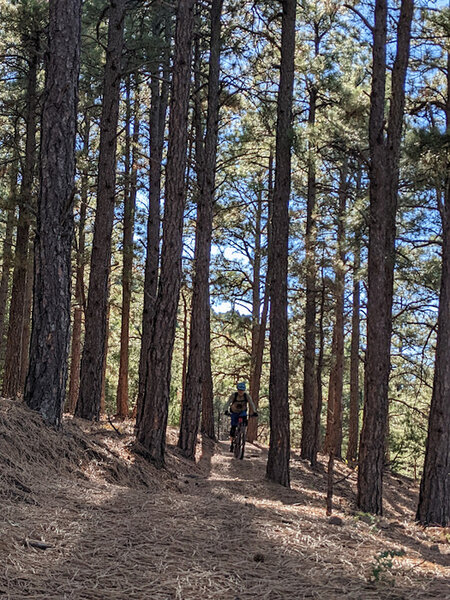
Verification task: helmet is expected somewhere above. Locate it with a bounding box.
[237,382,246,391]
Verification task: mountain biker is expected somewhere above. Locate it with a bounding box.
[224,382,258,452]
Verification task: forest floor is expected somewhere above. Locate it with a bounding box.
[0,397,448,599]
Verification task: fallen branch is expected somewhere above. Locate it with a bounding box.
[23,539,53,550]
[107,414,123,437]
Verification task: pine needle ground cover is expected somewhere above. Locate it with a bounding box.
[0,398,448,599]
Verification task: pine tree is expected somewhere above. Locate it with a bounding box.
[178,0,223,458]
[24,0,81,426]
[266,0,296,488]
[76,0,126,420]
[137,0,195,466]
[358,0,414,514]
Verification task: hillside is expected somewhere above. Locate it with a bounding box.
[0,397,448,599]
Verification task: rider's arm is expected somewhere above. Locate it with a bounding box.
[247,394,257,414]
[225,394,234,413]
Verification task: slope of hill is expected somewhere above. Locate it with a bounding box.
[0,397,448,599]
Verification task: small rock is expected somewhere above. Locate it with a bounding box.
[328,516,344,526]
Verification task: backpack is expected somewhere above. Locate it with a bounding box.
[230,392,249,414]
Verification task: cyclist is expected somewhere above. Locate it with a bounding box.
[225,382,258,452]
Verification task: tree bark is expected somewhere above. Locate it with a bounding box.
[180,287,189,410]
[19,246,34,390]
[179,0,223,459]
[137,0,195,467]
[67,116,90,414]
[247,155,273,442]
[76,0,126,420]
[248,179,269,444]
[2,47,38,399]
[266,0,296,488]
[416,53,450,527]
[248,154,273,444]
[136,9,171,427]
[201,297,215,439]
[116,77,139,419]
[300,82,318,462]
[358,0,414,514]
[312,264,326,466]
[324,161,347,458]
[346,230,361,465]
[24,0,81,426]
[0,160,18,364]
[100,299,111,415]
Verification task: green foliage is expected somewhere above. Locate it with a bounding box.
[370,549,406,583]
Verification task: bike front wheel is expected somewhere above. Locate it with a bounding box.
[233,424,246,459]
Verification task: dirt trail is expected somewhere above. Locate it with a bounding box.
[0,402,448,599]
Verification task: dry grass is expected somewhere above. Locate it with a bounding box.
[0,397,448,599]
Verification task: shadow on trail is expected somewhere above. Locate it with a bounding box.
[2,435,448,600]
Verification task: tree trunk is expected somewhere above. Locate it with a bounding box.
[100,299,111,415]
[324,161,347,458]
[346,231,361,465]
[300,83,318,461]
[137,0,195,467]
[0,162,18,364]
[2,49,38,399]
[358,0,414,514]
[67,117,90,414]
[250,186,262,404]
[179,0,223,459]
[266,0,296,488]
[248,151,273,444]
[136,10,171,427]
[76,0,126,420]
[24,0,81,426]
[312,265,326,467]
[116,77,139,419]
[19,246,34,391]
[325,326,337,453]
[416,53,450,527]
[180,287,189,410]
[201,297,215,439]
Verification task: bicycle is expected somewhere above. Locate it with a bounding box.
[226,412,257,460]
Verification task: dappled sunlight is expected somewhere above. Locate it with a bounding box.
[1,401,448,599]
